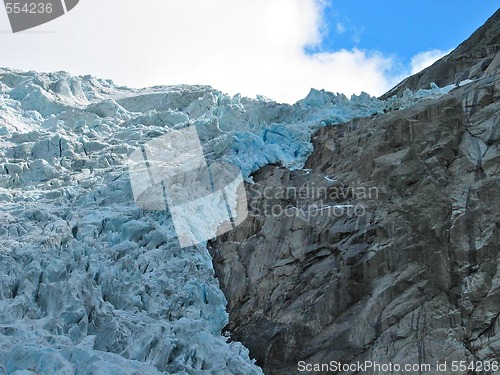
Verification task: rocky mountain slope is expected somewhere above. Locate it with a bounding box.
[210,10,500,375]
[382,9,499,98]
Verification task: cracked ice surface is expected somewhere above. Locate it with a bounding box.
[0,68,455,374]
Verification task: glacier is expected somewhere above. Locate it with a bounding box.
[0,67,457,374]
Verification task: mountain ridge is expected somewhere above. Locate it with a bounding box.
[381,8,500,99]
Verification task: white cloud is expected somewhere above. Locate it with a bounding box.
[335,22,346,34]
[0,0,447,103]
[410,49,451,74]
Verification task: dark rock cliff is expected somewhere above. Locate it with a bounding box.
[210,12,499,375]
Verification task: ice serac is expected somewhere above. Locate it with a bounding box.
[209,14,500,375]
[0,72,269,374]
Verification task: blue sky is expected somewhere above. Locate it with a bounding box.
[319,1,499,62]
[0,0,498,103]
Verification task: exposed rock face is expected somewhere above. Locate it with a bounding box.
[381,9,500,99]
[210,15,500,375]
